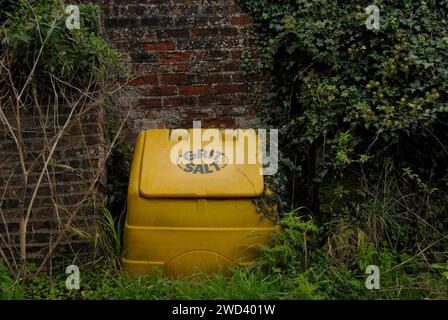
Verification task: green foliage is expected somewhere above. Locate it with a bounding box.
[92,208,124,263]
[258,211,320,274]
[0,0,22,26]
[257,213,448,299]
[239,0,448,299]
[431,263,448,280]
[0,262,22,299]
[0,264,320,300]
[1,0,122,92]
[240,0,448,203]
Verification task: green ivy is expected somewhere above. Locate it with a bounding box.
[240,0,448,191]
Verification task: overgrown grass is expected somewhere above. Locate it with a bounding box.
[0,265,320,300]
[1,210,446,300]
[1,256,446,300]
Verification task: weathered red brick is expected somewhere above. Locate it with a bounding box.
[159,52,191,62]
[164,97,182,107]
[230,15,252,25]
[215,83,247,94]
[144,41,176,51]
[147,86,178,96]
[128,75,158,86]
[164,96,196,107]
[180,85,211,96]
[191,28,220,37]
[231,50,242,59]
[196,73,232,84]
[177,64,188,72]
[161,74,192,85]
[220,61,241,72]
[137,98,162,107]
[197,95,216,107]
[158,28,190,38]
[221,28,239,37]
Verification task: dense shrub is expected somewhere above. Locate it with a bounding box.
[240,0,448,296]
[240,0,448,197]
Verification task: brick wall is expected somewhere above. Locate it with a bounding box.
[0,104,104,267]
[99,0,266,139]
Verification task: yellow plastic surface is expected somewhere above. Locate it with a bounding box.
[122,130,278,276]
[139,129,264,197]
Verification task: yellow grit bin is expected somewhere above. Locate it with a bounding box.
[122,129,278,276]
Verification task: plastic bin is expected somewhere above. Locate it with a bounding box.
[122,129,277,276]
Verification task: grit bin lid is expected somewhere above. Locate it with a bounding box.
[137,129,264,198]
